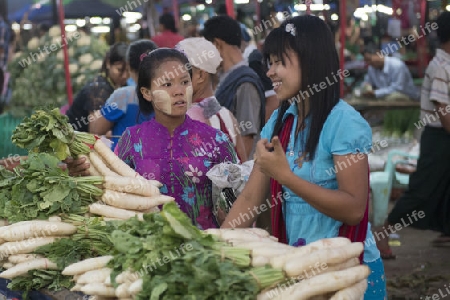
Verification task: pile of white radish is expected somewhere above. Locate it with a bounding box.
[83,139,175,221]
[64,256,142,300]
[0,218,77,279]
[205,228,370,300]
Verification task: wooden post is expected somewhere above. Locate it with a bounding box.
[172,0,179,29]
[226,0,235,19]
[57,0,73,106]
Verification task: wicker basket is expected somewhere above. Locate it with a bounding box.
[0,113,28,159]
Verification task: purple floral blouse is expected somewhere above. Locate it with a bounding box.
[116,116,238,229]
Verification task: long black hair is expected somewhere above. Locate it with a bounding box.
[263,15,340,160]
[136,48,191,115]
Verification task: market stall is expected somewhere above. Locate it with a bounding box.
[0,108,372,299]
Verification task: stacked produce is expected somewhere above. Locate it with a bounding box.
[208,229,370,299]
[7,26,108,118]
[84,137,173,221]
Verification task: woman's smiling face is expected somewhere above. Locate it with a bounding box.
[266,50,302,101]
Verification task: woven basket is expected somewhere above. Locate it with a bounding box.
[0,113,28,159]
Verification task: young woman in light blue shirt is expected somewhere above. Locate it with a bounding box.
[222,15,386,299]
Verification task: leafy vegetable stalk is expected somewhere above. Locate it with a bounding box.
[0,153,103,222]
[11,108,96,160]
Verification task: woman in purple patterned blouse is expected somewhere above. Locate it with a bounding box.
[116,48,238,229]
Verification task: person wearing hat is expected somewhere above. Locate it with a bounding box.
[176,37,248,162]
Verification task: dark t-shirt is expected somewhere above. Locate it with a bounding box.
[66,75,114,132]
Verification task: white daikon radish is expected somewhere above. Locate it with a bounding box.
[73,274,80,281]
[274,265,370,300]
[70,284,83,292]
[0,221,76,241]
[252,247,292,258]
[48,216,61,222]
[323,258,360,273]
[62,256,113,275]
[270,237,352,269]
[330,279,368,300]
[116,282,132,298]
[0,237,56,256]
[2,262,14,269]
[252,256,270,267]
[94,140,144,179]
[283,242,364,277]
[89,203,144,220]
[217,228,270,238]
[77,267,112,284]
[0,258,58,279]
[229,240,292,249]
[80,283,116,297]
[8,254,43,264]
[104,274,111,285]
[116,270,140,284]
[101,190,174,211]
[89,151,119,177]
[103,175,160,197]
[128,279,143,295]
[103,217,125,221]
[220,230,278,243]
[270,237,351,268]
[78,154,101,176]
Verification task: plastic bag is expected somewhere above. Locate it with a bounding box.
[206,160,254,224]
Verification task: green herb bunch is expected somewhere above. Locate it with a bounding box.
[0,153,103,223]
[11,108,96,160]
[109,202,285,299]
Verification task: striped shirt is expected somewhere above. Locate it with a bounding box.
[420,49,450,128]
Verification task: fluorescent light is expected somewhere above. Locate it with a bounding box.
[91,26,110,33]
[123,12,142,19]
[12,23,20,30]
[294,4,329,11]
[90,17,102,24]
[235,0,249,4]
[205,0,212,4]
[65,25,77,32]
[446,5,450,11]
[292,12,299,17]
[103,18,111,25]
[331,13,339,21]
[76,19,86,27]
[196,4,205,10]
[377,4,393,15]
[182,14,192,21]
[23,24,32,30]
[276,12,285,21]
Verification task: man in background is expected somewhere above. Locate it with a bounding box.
[361,44,419,101]
[151,13,184,48]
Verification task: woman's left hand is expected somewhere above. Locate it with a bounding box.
[254,137,291,184]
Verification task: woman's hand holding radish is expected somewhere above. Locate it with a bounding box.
[63,156,91,177]
[254,137,292,185]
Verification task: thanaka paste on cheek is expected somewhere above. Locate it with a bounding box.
[186,86,193,109]
[152,90,172,115]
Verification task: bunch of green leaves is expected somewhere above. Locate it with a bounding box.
[109,202,285,299]
[0,153,103,223]
[7,269,73,300]
[11,108,96,160]
[383,108,420,138]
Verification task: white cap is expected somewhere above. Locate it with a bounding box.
[175,37,222,74]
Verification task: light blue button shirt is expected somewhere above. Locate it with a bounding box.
[364,56,419,100]
[261,100,380,262]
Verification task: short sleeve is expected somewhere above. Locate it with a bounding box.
[429,68,450,105]
[324,104,373,155]
[116,128,136,169]
[260,108,279,141]
[235,82,261,136]
[102,87,132,122]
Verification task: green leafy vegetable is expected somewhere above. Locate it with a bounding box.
[0,153,103,222]
[11,108,96,160]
